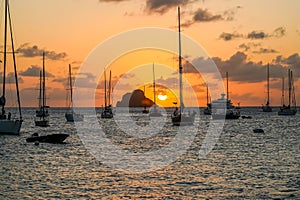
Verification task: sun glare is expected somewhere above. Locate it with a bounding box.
[158,94,168,101]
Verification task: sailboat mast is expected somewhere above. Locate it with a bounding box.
[178,6,183,113]
[69,64,73,107]
[104,70,107,108]
[291,70,296,108]
[8,1,22,119]
[288,69,291,106]
[281,77,285,106]
[39,71,42,108]
[1,0,8,115]
[226,72,229,99]
[42,52,46,115]
[267,63,270,105]
[108,70,111,106]
[152,63,156,105]
[206,84,209,105]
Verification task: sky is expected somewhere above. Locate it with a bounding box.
[1,0,300,107]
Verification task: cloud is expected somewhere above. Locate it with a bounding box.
[238,43,261,51]
[219,32,243,41]
[145,0,191,15]
[180,51,299,83]
[252,48,279,54]
[19,65,54,77]
[17,43,67,61]
[247,31,266,39]
[272,27,286,38]
[183,6,241,27]
[220,27,286,41]
[74,72,97,88]
[0,72,24,84]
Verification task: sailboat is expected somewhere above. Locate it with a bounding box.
[278,69,297,115]
[65,64,84,122]
[35,52,49,127]
[0,0,23,135]
[101,70,113,118]
[149,63,162,117]
[211,72,240,119]
[171,7,196,126]
[203,83,212,115]
[262,64,272,112]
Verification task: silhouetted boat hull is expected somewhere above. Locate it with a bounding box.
[26,133,69,143]
[278,107,297,116]
[35,118,49,127]
[65,112,84,122]
[0,119,22,135]
[262,105,272,112]
[172,114,195,126]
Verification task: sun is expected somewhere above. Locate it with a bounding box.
[158,94,168,101]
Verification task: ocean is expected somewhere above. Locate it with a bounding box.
[0,107,299,199]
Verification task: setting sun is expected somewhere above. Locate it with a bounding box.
[158,94,168,101]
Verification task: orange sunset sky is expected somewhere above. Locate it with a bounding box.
[1,0,300,107]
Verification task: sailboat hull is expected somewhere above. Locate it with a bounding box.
[171,114,195,126]
[35,118,49,127]
[0,119,22,135]
[262,105,272,112]
[278,108,297,116]
[65,113,84,122]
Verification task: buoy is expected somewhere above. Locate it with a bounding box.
[253,128,264,133]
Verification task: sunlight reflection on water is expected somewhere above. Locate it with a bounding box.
[0,108,299,199]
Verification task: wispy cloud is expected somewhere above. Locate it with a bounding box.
[19,65,54,77]
[0,72,24,84]
[17,43,67,61]
[219,27,286,41]
[252,48,279,54]
[145,0,191,15]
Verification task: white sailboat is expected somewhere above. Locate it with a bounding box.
[0,0,23,135]
[35,52,49,127]
[149,63,162,117]
[278,69,297,115]
[171,7,196,126]
[262,63,272,112]
[211,72,240,119]
[101,70,113,118]
[65,64,84,122]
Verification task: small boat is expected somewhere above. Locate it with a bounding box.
[262,64,272,112]
[65,64,84,122]
[171,7,196,126]
[203,84,211,115]
[26,133,69,144]
[149,63,162,117]
[278,69,297,116]
[35,52,49,127]
[211,72,240,120]
[0,0,23,135]
[101,70,113,118]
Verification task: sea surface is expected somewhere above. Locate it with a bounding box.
[0,107,299,199]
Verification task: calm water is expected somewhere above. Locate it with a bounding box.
[0,108,299,199]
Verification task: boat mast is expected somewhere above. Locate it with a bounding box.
[206,83,209,105]
[178,6,183,114]
[291,70,296,108]
[267,63,270,105]
[42,52,46,117]
[288,69,291,107]
[104,70,107,108]
[39,71,42,108]
[152,63,156,106]
[281,77,285,106]
[8,1,22,119]
[226,72,229,100]
[1,0,8,115]
[108,70,111,106]
[69,64,73,108]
